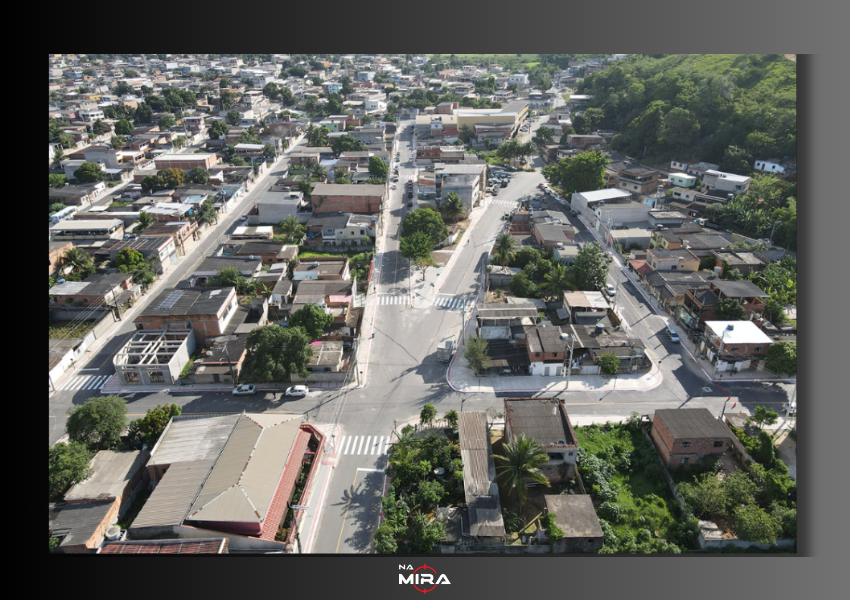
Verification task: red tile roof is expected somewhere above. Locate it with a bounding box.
[259,430,311,541]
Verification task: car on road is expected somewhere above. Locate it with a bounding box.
[241,214,248,221]
[783,401,796,416]
[391,184,397,189]
[407,200,413,207]
[570,209,578,216]
[605,284,616,296]
[665,328,680,343]
[124,234,137,240]
[284,385,309,398]
[392,177,399,182]
[232,384,256,396]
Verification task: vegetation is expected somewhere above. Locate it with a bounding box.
[494,433,551,509]
[572,242,609,291]
[289,303,333,341]
[401,208,448,247]
[765,340,796,376]
[240,325,313,382]
[115,248,157,287]
[368,156,388,179]
[542,151,608,194]
[598,352,621,375]
[124,404,182,448]
[492,233,517,267]
[462,336,491,375]
[419,403,437,427]
[750,405,779,430]
[49,441,94,501]
[73,162,106,183]
[62,247,97,280]
[577,54,796,164]
[715,298,747,321]
[66,396,128,451]
[441,192,466,223]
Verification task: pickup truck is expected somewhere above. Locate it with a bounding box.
[437,336,456,362]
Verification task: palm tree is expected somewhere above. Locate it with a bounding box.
[492,233,516,266]
[279,215,306,242]
[310,163,327,182]
[493,433,551,509]
[62,247,94,276]
[441,192,466,223]
[540,263,573,301]
[459,124,473,143]
[136,211,156,232]
[52,146,67,169]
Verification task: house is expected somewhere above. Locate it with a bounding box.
[645,248,700,272]
[562,291,609,325]
[129,413,324,552]
[644,270,715,311]
[504,398,578,482]
[668,172,697,188]
[668,186,698,204]
[565,324,650,374]
[310,213,377,247]
[523,325,568,376]
[711,249,770,277]
[553,243,581,266]
[310,183,384,214]
[50,219,124,242]
[565,134,604,149]
[650,408,736,470]
[542,495,604,553]
[487,266,522,288]
[49,500,121,554]
[249,190,308,226]
[476,302,539,340]
[533,223,576,253]
[702,170,750,195]
[153,153,220,171]
[303,340,345,373]
[50,272,134,307]
[615,165,662,196]
[291,279,355,316]
[191,334,248,385]
[702,320,774,372]
[139,221,199,254]
[682,280,768,326]
[64,450,148,515]
[141,202,195,223]
[754,158,795,174]
[686,162,720,178]
[292,256,350,283]
[108,236,178,275]
[193,255,263,279]
[222,241,298,266]
[453,412,507,546]
[570,189,633,222]
[113,328,196,386]
[133,287,239,345]
[647,211,687,229]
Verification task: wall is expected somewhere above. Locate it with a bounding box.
[174,525,285,552]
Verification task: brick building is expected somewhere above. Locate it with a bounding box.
[153,153,220,171]
[650,408,735,470]
[133,287,239,344]
[504,398,578,482]
[310,183,385,214]
[49,241,74,276]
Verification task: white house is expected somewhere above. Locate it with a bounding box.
[754,159,792,174]
[508,73,529,87]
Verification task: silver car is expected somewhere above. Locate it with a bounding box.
[285,385,309,398]
[232,384,256,396]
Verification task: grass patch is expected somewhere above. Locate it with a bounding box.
[298,249,374,262]
[49,320,97,339]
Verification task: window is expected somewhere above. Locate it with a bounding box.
[730,347,739,352]
[535,352,540,357]
[547,453,563,462]
[681,457,690,465]
[149,371,165,383]
[680,441,693,448]
[754,346,762,352]
[713,440,724,448]
[124,372,139,383]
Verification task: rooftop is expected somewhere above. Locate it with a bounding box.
[654,408,735,440]
[576,189,633,202]
[710,279,768,298]
[457,412,506,538]
[543,495,604,539]
[705,321,775,345]
[99,538,228,554]
[504,398,576,448]
[64,449,147,503]
[138,287,234,318]
[310,183,385,196]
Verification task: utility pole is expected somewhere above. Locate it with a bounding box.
[223,342,237,384]
[564,332,575,387]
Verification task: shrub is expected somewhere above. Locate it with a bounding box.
[598,501,625,523]
[540,512,565,543]
[503,509,523,534]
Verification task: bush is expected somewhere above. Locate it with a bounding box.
[598,501,625,523]
[540,512,564,542]
[503,509,523,534]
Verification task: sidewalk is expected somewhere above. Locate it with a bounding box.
[99,379,347,395]
[297,423,341,554]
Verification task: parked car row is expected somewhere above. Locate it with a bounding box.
[232,385,310,397]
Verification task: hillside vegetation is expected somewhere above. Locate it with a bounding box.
[576,54,796,166]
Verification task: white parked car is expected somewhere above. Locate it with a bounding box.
[605,284,616,296]
[392,184,397,189]
[284,385,309,398]
[232,384,256,396]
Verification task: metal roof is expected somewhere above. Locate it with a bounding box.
[99,538,228,554]
[653,408,735,440]
[64,450,147,503]
[149,414,240,467]
[477,302,539,320]
[457,412,506,538]
[139,287,235,319]
[49,501,115,548]
[504,398,576,447]
[131,459,217,528]
[710,279,769,298]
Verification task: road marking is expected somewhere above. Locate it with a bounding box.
[335,470,360,554]
[371,436,383,455]
[361,436,372,455]
[342,436,353,454]
[357,436,366,455]
[356,468,386,473]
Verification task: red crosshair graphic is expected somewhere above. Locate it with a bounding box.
[413,564,438,594]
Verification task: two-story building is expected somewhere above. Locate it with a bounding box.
[310,183,384,214]
[701,320,774,373]
[504,398,578,482]
[645,248,700,272]
[681,280,768,328]
[132,287,239,345]
[650,408,735,470]
[108,236,178,275]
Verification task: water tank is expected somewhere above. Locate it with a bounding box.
[313,261,319,267]
[57,279,66,284]
[105,526,121,541]
[595,322,605,334]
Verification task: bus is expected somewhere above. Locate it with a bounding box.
[50,205,78,224]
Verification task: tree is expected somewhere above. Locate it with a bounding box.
[532,126,555,146]
[492,233,517,267]
[368,156,389,179]
[289,304,334,341]
[719,145,754,176]
[125,404,182,448]
[463,336,491,375]
[110,135,126,150]
[114,119,133,135]
[240,325,314,382]
[494,433,551,508]
[459,123,474,143]
[444,410,459,430]
[441,192,466,223]
[572,242,608,291]
[211,266,244,289]
[208,119,228,140]
[225,110,241,126]
[262,82,280,99]
[279,87,295,106]
[679,472,728,518]
[186,167,210,185]
[62,247,96,278]
[309,163,327,182]
[73,162,106,183]
[219,77,231,88]
[540,263,573,301]
[49,174,66,189]
[66,395,128,451]
[400,230,433,265]
[52,146,67,169]
[722,469,758,508]
[715,298,746,320]
[116,247,157,286]
[172,136,186,150]
[159,168,185,189]
[407,511,445,553]
[91,119,111,136]
[330,134,364,157]
[115,248,146,270]
[733,504,781,544]
[572,107,605,134]
[48,442,94,501]
[751,405,780,431]
[230,157,247,167]
[509,272,538,298]
[658,107,700,153]
[307,125,330,147]
[420,403,437,427]
[263,143,276,159]
[401,208,449,247]
[373,522,398,554]
[512,247,541,269]
[157,115,176,130]
[279,215,306,243]
[765,340,796,376]
[196,197,219,225]
[542,150,608,193]
[598,352,621,375]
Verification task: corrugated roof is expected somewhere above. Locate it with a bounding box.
[149,414,240,467]
[654,408,735,440]
[477,302,539,320]
[99,538,228,554]
[64,450,147,503]
[504,398,576,447]
[457,412,506,538]
[49,501,115,548]
[131,459,217,529]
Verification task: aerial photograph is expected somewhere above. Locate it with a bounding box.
[48,53,797,556]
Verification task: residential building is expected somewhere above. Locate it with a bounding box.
[193,255,263,279]
[50,272,134,307]
[682,279,768,327]
[565,134,604,149]
[615,165,662,196]
[49,501,121,554]
[642,270,715,311]
[711,249,770,277]
[475,302,539,340]
[99,539,229,554]
[504,398,578,482]
[553,243,581,266]
[64,449,147,514]
[153,153,220,171]
[133,287,239,344]
[139,221,199,254]
[701,320,774,372]
[49,241,74,276]
[668,173,697,188]
[542,495,604,553]
[754,158,795,174]
[645,248,700,272]
[685,162,719,178]
[533,223,576,253]
[248,190,307,225]
[565,324,650,375]
[702,170,751,195]
[310,183,384,214]
[650,408,735,470]
[523,325,569,376]
[562,291,609,325]
[108,236,178,275]
[50,219,124,242]
[647,211,687,229]
[570,189,633,222]
[292,256,350,283]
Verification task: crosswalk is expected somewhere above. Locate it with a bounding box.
[377,294,410,306]
[55,373,112,392]
[490,199,519,206]
[432,295,475,310]
[335,435,394,456]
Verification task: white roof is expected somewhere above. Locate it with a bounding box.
[156,153,217,160]
[233,226,273,235]
[51,219,123,230]
[705,321,774,345]
[233,143,264,150]
[577,189,633,202]
[669,172,695,178]
[705,170,750,183]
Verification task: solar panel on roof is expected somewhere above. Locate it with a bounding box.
[158,291,184,309]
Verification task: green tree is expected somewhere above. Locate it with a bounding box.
[761,298,786,324]
[49,174,66,188]
[532,126,555,146]
[73,162,106,183]
[733,504,781,544]
[225,110,241,126]
[330,134,365,157]
[459,123,473,142]
[512,247,541,269]
[751,405,780,430]
[211,266,244,289]
[307,125,330,147]
[542,150,608,193]
[540,512,565,543]
[571,107,605,134]
[208,119,228,140]
[279,215,306,243]
[157,115,176,130]
[263,82,280,99]
[400,230,434,265]
[159,167,185,189]
[52,146,67,168]
[719,145,754,176]
[492,233,517,267]
[722,469,758,508]
[186,167,210,185]
[715,298,746,320]
[48,441,94,501]
[116,247,157,286]
[196,197,219,225]
[508,272,538,298]
[572,242,608,291]
[407,511,445,553]
[230,157,247,166]
[598,352,621,375]
[66,395,128,451]
[62,247,96,279]
[114,119,133,135]
[753,430,777,468]
[172,136,186,150]
[441,192,466,223]
[368,156,389,179]
[125,404,182,448]
[444,410,459,429]
[219,77,231,88]
[401,208,449,247]
[110,135,126,150]
[420,403,437,427]
[279,87,295,106]
[540,263,573,301]
[463,336,491,375]
[309,163,328,182]
[494,433,551,508]
[679,471,728,518]
[289,304,334,341]
[115,248,145,270]
[658,107,700,153]
[133,210,156,232]
[373,522,398,554]
[240,325,314,382]
[765,340,796,376]
[91,118,111,135]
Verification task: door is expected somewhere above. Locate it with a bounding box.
[544,366,550,377]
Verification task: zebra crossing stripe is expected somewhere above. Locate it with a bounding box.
[342,436,353,454]
[383,438,392,455]
[371,437,381,455]
[361,436,371,455]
